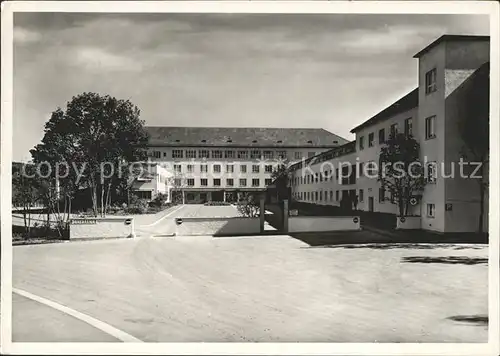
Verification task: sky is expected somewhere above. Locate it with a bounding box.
[13,12,489,162]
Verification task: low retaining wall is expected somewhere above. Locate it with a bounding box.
[396,216,421,230]
[175,217,261,236]
[70,217,135,240]
[288,216,361,233]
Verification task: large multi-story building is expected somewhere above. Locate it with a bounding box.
[135,127,348,203]
[289,35,490,233]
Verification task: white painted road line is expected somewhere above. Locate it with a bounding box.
[140,204,185,227]
[13,288,143,343]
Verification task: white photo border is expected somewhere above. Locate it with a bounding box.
[1,1,498,355]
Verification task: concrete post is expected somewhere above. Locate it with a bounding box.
[260,194,265,233]
[283,199,289,233]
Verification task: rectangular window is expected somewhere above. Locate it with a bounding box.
[277,151,287,159]
[153,151,161,159]
[378,128,385,144]
[315,191,318,201]
[319,172,323,182]
[174,164,182,173]
[225,150,235,159]
[250,150,261,159]
[213,178,221,186]
[212,150,222,159]
[200,164,208,173]
[187,164,194,173]
[265,165,273,173]
[199,150,210,158]
[368,132,374,147]
[265,178,272,186]
[226,164,234,173]
[172,149,183,159]
[186,150,197,159]
[237,150,248,159]
[390,123,398,138]
[200,178,208,186]
[263,151,274,159]
[315,173,319,183]
[213,165,221,173]
[404,118,413,137]
[425,115,436,139]
[294,152,302,160]
[319,191,323,201]
[240,164,247,173]
[252,178,260,187]
[379,187,385,203]
[359,189,364,202]
[359,136,364,150]
[427,203,435,218]
[163,152,167,157]
[252,165,260,173]
[308,151,316,158]
[239,178,247,187]
[187,178,195,186]
[174,178,182,187]
[427,162,437,183]
[425,68,437,94]
[330,190,334,201]
[226,178,234,187]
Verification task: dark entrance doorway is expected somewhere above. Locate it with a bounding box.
[212,190,224,202]
[368,197,374,212]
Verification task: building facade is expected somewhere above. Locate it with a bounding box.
[137,127,348,203]
[289,35,490,233]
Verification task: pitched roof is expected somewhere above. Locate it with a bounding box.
[413,35,490,58]
[145,126,349,148]
[350,88,419,133]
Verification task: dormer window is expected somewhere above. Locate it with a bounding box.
[307,140,313,144]
[227,139,232,143]
[252,140,257,143]
[175,139,180,143]
[333,140,338,144]
[201,139,207,143]
[277,140,283,143]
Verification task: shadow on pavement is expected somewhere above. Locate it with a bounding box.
[289,229,488,248]
[401,256,488,265]
[447,315,488,326]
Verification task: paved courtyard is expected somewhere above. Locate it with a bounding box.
[13,228,488,342]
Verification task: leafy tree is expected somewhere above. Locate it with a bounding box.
[236,192,260,217]
[12,163,39,236]
[457,63,489,233]
[378,132,427,217]
[30,92,149,217]
[270,161,290,202]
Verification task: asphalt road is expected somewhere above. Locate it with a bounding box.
[13,228,488,342]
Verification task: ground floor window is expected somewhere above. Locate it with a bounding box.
[359,189,364,202]
[427,203,435,218]
[135,191,152,200]
[379,187,385,203]
[335,190,339,201]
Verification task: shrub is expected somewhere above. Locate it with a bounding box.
[125,199,149,214]
[236,194,260,217]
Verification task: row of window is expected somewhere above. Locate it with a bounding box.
[173,164,276,174]
[293,188,436,218]
[291,159,438,188]
[294,189,363,203]
[151,149,318,160]
[173,178,272,187]
[358,114,436,151]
